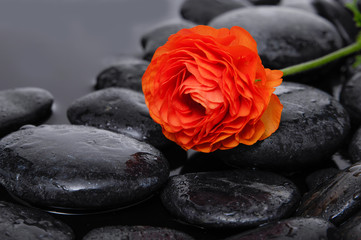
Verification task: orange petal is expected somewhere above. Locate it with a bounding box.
[259,94,283,140]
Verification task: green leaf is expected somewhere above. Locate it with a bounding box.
[255,79,261,82]
[346,0,361,27]
[352,54,361,68]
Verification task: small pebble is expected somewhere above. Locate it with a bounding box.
[95,57,149,92]
[0,87,53,138]
[297,162,361,225]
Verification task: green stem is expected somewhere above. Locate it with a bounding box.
[281,41,361,77]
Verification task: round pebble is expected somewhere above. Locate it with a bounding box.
[95,57,149,92]
[341,67,361,124]
[0,200,74,240]
[224,217,341,240]
[216,82,350,171]
[141,22,195,61]
[297,162,361,225]
[67,87,169,149]
[83,226,194,240]
[180,0,250,25]
[349,127,361,163]
[0,87,53,138]
[0,124,169,212]
[161,170,300,228]
[209,6,343,69]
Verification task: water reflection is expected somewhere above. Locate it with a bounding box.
[0,0,183,124]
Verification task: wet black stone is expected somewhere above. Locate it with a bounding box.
[161,170,300,228]
[297,162,361,225]
[339,210,361,240]
[0,200,74,240]
[216,82,350,171]
[341,67,361,124]
[66,87,187,169]
[209,6,343,70]
[95,58,149,92]
[349,127,361,163]
[224,217,341,240]
[83,226,194,240]
[0,87,53,138]
[305,168,340,191]
[0,124,169,212]
[141,22,196,61]
[180,0,250,25]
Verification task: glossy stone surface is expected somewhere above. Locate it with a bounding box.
[180,0,250,25]
[0,87,53,138]
[341,67,361,124]
[209,6,343,69]
[297,162,361,225]
[0,200,74,240]
[95,58,149,92]
[224,217,341,240]
[339,210,361,240]
[0,124,169,212]
[349,127,361,163]
[83,226,194,240]
[161,170,300,228]
[67,88,169,150]
[305,168,339,191]
[141,22,195,61]
[217,82,350,171]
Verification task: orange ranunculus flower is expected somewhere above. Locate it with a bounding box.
[142,25,283,153]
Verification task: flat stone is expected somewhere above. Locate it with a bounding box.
[0,124,169,212]
[180,0,250,25]
[216,82,350,171]
[0,200,74,240]
[341,67,361,124]
[95,58,149,92]
[141,22,195,61]
[161,170,300,228]
[297,162,361,225]
[224,217,341,240]
[83,226,194,240]
[66,88,187,169]
[349,127,361,163]
[0,87,53,138]
[209,6,343,69]
[305,168,340,191]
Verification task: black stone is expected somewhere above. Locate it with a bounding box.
[224,217,341,240]
[305,168,340,191]
[209,6,343,70]
[341,67,361,124]
[216,82,350,171]
[83,226,194,240]
[180,0,250,25]
[297,162,361,225]
[180,152,233,174]
[141,22,196,61]
[66,88,187,169]
[0,124,169,212]
[349,127,361,163]
[0,200,74,240]
[161,170,300,228]
[0,87,53,138]
[339,210,361,240]
[95,57,149,92]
